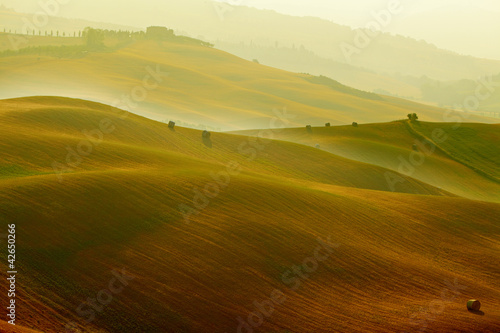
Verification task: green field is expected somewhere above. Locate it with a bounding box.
[234,121,500,203]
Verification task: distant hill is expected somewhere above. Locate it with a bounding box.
[10,0,493,82]
[2,2,500,109]
[0,5,137,46]
[2,2,500,112]
[214,39,423,100]
[384,4,500,61]
[419,73,500,114]
[0,37,497,131]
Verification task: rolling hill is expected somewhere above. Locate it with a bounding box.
[0,37,497,132]
[0,96,499,332]
[3,1,500,111]
[3,0,500,80]
[419,73,500,114]
[0,96,443,195]
[214,40,423,100]
[233,121,500,203]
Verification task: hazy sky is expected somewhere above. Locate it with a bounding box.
[3,0,500,59]
[214,0,500,59]
[215,0,500,26]
[5,0,500,26]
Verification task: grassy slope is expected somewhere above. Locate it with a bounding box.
[407,121,500,181]
[0,39,497,131]
[0,96,445,195]
[234,121,500,203]
[0,97,499,333]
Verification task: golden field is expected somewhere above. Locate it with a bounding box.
[0,97,498,332]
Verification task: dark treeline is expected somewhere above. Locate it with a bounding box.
[0,26,213,58]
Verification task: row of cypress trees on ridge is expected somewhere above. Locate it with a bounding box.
[0,26,214,58]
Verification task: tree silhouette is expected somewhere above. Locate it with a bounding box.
[84,27,105,49]
[407,113,419,122]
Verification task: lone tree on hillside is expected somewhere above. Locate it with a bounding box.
[407,113,419,122]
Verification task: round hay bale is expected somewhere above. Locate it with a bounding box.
[467,300,481,311]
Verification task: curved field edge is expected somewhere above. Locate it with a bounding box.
[231,121,500,202]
